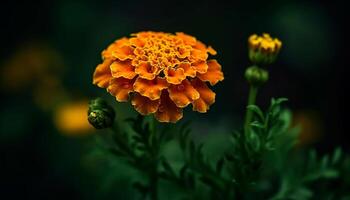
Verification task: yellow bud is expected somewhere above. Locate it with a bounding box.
[248,33,282,66]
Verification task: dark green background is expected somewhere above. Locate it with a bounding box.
[0,0,346,199]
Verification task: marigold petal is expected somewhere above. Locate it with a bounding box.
[197,59,224,86]
[135,62,158,80]
[130,37,146,47]
[107,77,135,102]
[176,32,196,45]
[176,46,191,59]
[134,47,145,56]
[178,62,196,78]
[102,38,129,59]
[207,46,217,55]
[191,78,216,113]
[110,60,137,79]
[192,61,208,74]
[133,77,168,100]
[164,67,186,84]
[155,91,183,123]
[190,49,208,61]
[112,45,135,61]
[93,59,113,88]
[168,79,200,108]
[193,41,207,51]
[131,93,160,115]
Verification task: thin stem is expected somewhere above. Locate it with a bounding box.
[148,116,158,200]
[149,167,158,200]
[149,116,157,147]
[244,85,258,135]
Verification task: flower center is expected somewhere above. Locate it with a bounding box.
[131,33,193,71]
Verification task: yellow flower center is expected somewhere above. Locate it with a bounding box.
[130,32,196,72]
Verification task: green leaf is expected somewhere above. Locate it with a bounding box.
[321,169,339,179]
[272,98,288,106]
[247,105,265,121]
[321,155,330,169]
[332,147,342,165]
[250,121,265,129]
[161,158,176,177]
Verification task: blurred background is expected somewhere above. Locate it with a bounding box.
[0,0,346,199]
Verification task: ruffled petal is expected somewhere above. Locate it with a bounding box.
[207,46,217,55]
[176,46,191,58]
[111,45,135,61]
[197,59,224,85]
[110,60,137,79]
[193,41,207,51]
[107,77,135,102]
[164,67,186,84]
[130,37,146,47]
[192,61,208,74]
[178,62,196,78]
[131,93,160,115]
[168,79,200,108]
[176,32,196,45]
[155,91,183,123]
[93,59,113,88]
[102,38,129,59]
[191,78,216,113]
[135,62,158,80]
[190,49,208,61]
[133,77,168,100]
[194,41,217,55]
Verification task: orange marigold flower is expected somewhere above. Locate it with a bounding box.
[93,31,224,123]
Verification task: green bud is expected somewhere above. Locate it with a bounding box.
[245,66,269,86]
[249,49,279,66]
[88,98,115,129]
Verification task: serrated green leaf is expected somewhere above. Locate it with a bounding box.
[247,105,265,121]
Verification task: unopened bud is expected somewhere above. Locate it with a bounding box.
[245,66,269,86]
[248,33,282,66]
[88,98,115,129]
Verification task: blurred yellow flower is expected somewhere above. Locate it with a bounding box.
[1,42,64,92]
[54,100,94,136]
[292,110,323,147]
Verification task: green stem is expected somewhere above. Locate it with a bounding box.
[244,85,258,135]
[149,167,158,200]
[148,116,158,200]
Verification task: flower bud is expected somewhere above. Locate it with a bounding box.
[88,98,115,129]
[248,33,282,66]
[245,66,269,86]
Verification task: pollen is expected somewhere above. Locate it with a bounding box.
[93,31,224,123]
